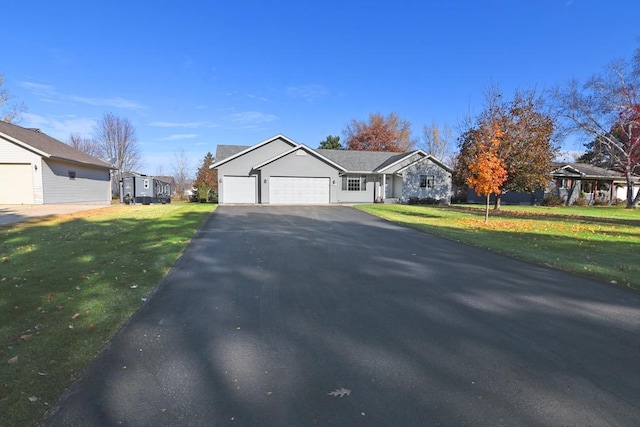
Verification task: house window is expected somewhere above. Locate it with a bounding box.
[420,174,435,188]
[143,179,150,189]
[557,178,573,189]
[341,175,367,191]
[68,171,76,179]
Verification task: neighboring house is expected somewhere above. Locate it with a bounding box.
[464,162,640,206]
[549,163,639,205]
[120,172,173,205]
[0,121,112,205]
[210,134,452,204]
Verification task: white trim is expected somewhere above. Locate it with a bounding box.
[396,155,453,174]
[376,150,426,172]
[210,134,298,169]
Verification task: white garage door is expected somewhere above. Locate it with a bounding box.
[270,177,330,204]
[223,176,256,204]
[0,164,33,204]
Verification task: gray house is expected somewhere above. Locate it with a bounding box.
[0,121,112,205]
[210,134,452,204]
[550,163,639,205]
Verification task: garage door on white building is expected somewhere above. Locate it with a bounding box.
[0,163,33,204]
[269,176,330,204]
[223,176,256,204]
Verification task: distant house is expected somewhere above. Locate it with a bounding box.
[0,121,112,205]
[549,163,639,205]
[464,162,640,206]
[210,134,452,204]
[120,172,173,204]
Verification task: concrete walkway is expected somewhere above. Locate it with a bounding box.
[0,204,113,226]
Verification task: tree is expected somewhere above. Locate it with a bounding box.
[1,75,26,123]
[343,112,415,152]
[420,123,454,162]
[455,87,556,209]
[466,121,508,223]
[192,152,217,202]
[318,135,342,149]
[552,46,640,207]
[93,113,141,197]
[67,133,102,158]
[171,148,192,200]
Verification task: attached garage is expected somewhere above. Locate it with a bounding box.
[223,176,256,203]
[269,176,330,204]
[0,163,33,204]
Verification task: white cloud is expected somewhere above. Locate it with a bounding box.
[226,111,278,124]
[286,84,328,100]
[21,112,96,141]
[20,81,146,110]
[160,134,199,141]
[149,121,209,128]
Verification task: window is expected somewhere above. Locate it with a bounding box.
[143,179,150,189]
[341,175,367,191]
[68,171,76,179]
[420,174,435,188]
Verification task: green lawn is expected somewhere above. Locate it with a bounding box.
[0,202,216,426]
[357,204,640,288]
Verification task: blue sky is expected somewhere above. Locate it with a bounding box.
[3,0,639,175]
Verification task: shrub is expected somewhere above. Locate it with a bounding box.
[593,198,609,206]
[573,197,588,206]
[542,194,564,207]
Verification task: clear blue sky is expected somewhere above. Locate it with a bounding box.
[3,0,639,175]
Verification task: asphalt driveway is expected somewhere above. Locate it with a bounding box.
[42,206,640,426]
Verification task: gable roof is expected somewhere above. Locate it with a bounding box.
[317,149,402,172]
[210,134,298,169]
[253,145,346,171]
[551,163,628,179]
[0,121,112,169]
[215,144,251,163]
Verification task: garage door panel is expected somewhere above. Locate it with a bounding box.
[270,177,329,204]
[0,164,33,204]
[223,176,256,204]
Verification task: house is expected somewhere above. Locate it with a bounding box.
[210,134,452,204]
[549,163,639,205]
[464,162,640,206]
[120,172,172,204]
[0,121,112,205]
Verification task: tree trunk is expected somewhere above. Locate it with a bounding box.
[626,171,639,208]
[485,194,490,224]
[493,193,502,210]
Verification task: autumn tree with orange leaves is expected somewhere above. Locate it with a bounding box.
[466,122,508,223]
[455,86,556,209]
[343,112,415,152]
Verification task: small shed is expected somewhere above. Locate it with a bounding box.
[120,173,172,205]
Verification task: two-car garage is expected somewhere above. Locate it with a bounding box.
[222,175,330,204]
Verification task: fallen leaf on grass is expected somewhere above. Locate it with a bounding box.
[87,323,95,332]
[28,396,38,402]
[327,388,351,398]
[20,334,33,341]
[8,356,18,364]
[71,313,80,320]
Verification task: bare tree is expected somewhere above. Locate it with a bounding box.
[420,123,454,163]
[93,113,141,196]
[1,75,26,123]
[67,133,102,158]
[552,46,640,208]
[171,148,192,200]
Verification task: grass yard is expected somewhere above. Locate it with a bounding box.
[357,204,640,289]
[0,202,216,426]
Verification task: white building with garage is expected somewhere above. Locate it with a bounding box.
[0,121,112,205]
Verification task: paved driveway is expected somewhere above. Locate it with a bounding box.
[42,206,640,426]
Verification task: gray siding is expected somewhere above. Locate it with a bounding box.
[337,174,376,203]
[401,158,451,203]
[42,159,111,204]
[217,137,295,203]
[258,149,340,203]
